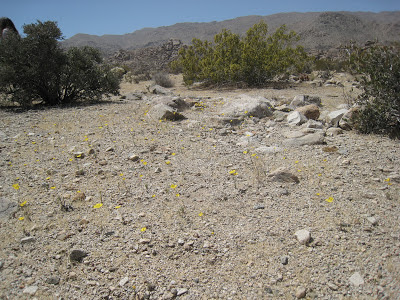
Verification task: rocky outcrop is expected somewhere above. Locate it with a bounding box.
[109,39,183,73]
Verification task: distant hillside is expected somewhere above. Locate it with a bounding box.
[62,11,400,56]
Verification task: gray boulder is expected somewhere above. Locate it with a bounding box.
[148,104,186,121]
[283,132,325,147]
[326,109,349,127]
[287,111,308,126]
[221,95,274,119]
[290,95,321,107]
[148,84,173,95]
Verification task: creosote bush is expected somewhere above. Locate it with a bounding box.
[152,72,174,88]
[349,44,400,138]
[0,20,120,107]
[171,21,309,87]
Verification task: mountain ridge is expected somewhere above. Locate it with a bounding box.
[62,11,400,55]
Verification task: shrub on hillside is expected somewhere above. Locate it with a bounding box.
[171,21,310,87]
[152,72,174,88]
[349,45,400,138]
[0,20,120,107]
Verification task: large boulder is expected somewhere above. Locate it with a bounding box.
[220,95,274,120]
[152,96,189,111]
[287,111,308,126]
[283,132,325,147]
[326,109,349,127]
[290,95,321,107]
[147,103,186,121]
[339,106,360,130]
[295,104,320,120]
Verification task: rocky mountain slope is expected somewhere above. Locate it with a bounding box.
[62,11,400,55]
[0,74,399,299]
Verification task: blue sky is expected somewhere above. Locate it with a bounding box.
[3,0,400,39]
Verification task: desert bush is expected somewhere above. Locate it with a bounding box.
[152,72,174,88]
[349,45,400,138]
[0,20,120,106]
[172,21,309,87]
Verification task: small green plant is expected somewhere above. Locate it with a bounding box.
[349,44,400,138]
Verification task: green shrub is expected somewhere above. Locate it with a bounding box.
[171,21,309,87]
[349,45,400,138]
[152,72,174,88]
[0,20,120,106]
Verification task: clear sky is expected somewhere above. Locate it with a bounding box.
[3,0,400,39]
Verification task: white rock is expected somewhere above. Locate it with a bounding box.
[349,272,364,287]
[23,286,38,295]
[295,286,307,298]
[287,111,308,126]
[119,276,129,287]
[295,229,311,245]
[326,109,349,127]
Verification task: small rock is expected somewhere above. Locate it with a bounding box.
[119,276,129,287]
[177,238,185,246]
[326,127,343,136]
[21,236,36,244]
[139,238,151,244]
[46,276,60,285]
[280,256,289,265]
[128,154,139,161]
[268,167,300,184]
[349,272,364,287]
[68,272,77,280]
[99,160,108,166]
[295,286,307,298]
[367,216,378,225]
[203,241,212,248]
[23,285,38,295]
[327,282,339,291]
[253,204,265,210]
[295,229,311,245]
[176,288,188,296]
[283,132,325,147]
[105,147,114,152]
[73,152,85,158]
[73,192,86,201]
[70,249,88,262]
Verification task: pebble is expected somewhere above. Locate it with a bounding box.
[295,229,311,245]
[176,288,188,296]
[349,272,364,287]
[327,282,339,291]
[46,276,60,285]
[367,216,378,225]
[73,151,85,158]
[21,236,36,244]
[23,285,38,295]
[119,276,129,286]
[128,154,139,161]
[295,286,307,298]
[139,238,151,244]
[69,249,88,262]
[253,203,265,210]
[280,256,289,265]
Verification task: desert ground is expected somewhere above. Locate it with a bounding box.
[0,74,399,299]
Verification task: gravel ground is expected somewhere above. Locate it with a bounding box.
[0,75,399,299]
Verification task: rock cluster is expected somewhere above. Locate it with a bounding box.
[110,39,183,73]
